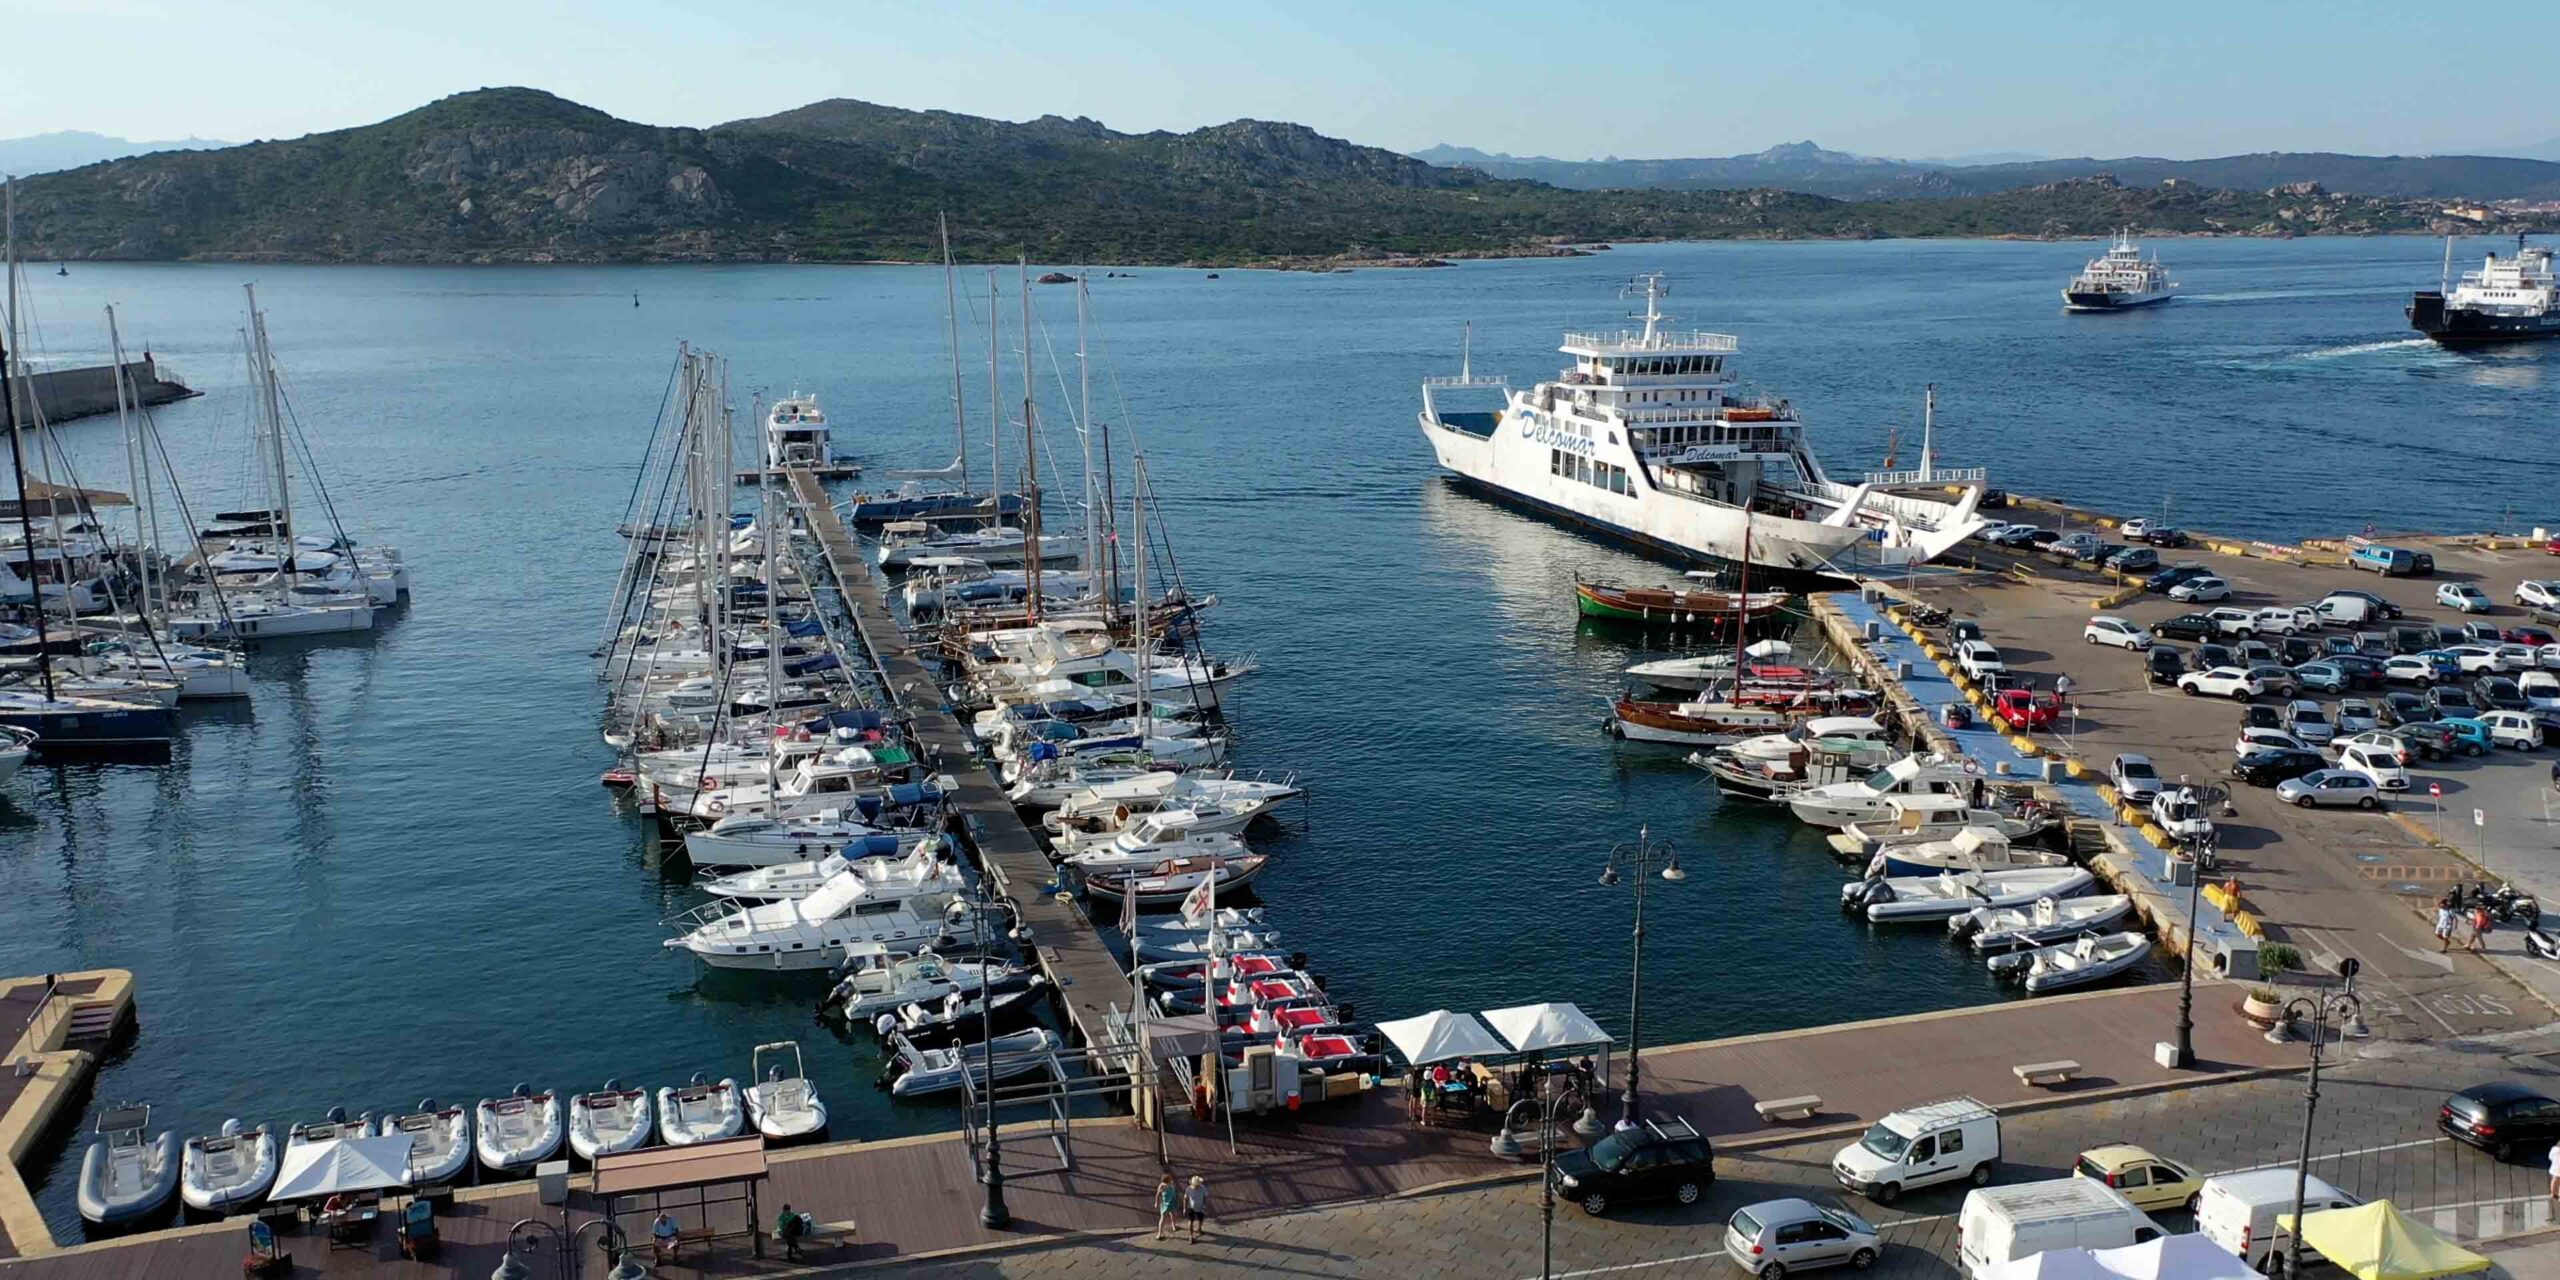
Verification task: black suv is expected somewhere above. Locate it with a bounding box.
[2439,1082,2560,1161]
[1551,1115,1716,1216]
[2144,645,2186,687]
[2144,564,2211,594]
[2155,613,2220,642]
[2233,748,2326,787]
[2473,676,2530,714]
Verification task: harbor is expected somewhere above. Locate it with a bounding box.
[4,241,2558,1271]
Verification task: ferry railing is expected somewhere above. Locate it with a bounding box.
[1421,374,1510,388]
[1861,467,1989,486]
[1563,329,1738,352]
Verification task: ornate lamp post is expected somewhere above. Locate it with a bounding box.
[2278,984,2364,1280]
[1489,1072,1603,1280]
[1598,826,1684,1130]
[951,885,1032,1229]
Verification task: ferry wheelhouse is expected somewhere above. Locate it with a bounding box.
[1416,275,1987,576]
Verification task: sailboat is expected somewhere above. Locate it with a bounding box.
[844,218,1028,527]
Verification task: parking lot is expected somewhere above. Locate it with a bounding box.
[1906,521,2560,1033]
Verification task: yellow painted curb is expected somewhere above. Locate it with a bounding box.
[2064,759,2089,779]
[2095,784,2119,807]
[2233,911,2265,940]
[2139,822,2168,844]
[2011,735,2041,756]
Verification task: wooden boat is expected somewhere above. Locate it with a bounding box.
[1082,853,1268,907]
[1608,696,1796,746]
[1575,579,1793,625]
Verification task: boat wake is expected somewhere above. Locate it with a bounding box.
[2293,338,2435,361]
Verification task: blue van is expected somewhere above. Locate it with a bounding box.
[2350,545,2416,576]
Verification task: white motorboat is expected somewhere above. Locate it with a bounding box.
[1624,639,1795,692]
[663,843,978,970]
[1040,770,1302,838]
[1057,814,1252,874]
[656,1075,744,1146]
[1720,714,1887,764]
[373,1101,473,1186]
[1864,827,2073,878]
[1824,793,2055,859]
[744,1042,828,1143]
[0,725,32,785]
[1842,866,2095,923]
[78,1104,180,1226]
[884,1028,1062,1099]
[684,752,910,824]
[286,1109,369,1151]
[967,622,1250,711]
[88,639,252,699]
[1954,894,2136,952]
[475,1087,565,1174]
[1081,854,1269,907]
[567,1082,655,1161]
[179,1119,276,1214]
[699,837,941,901]
[1006,760,1181,809]
[1787,754,1981,829]
[877,522,1080,572]
[681,813,906,869]
[1692,736,1900,802]
[764,392,836,470]
[1992,930,2155,993]
[823,943,1032,1019]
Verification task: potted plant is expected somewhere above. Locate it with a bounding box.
[2241,985,2285,1027]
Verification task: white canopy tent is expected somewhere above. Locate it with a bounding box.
[1377,1010,1509,1066]
[1982,1247,2126,1280]
[271,1134,415,1201]
[1480,1002,1611,1054]
[2089,1235,2259,1280]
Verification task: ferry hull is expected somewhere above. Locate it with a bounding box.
[2063,290,2174,312]
[2408,291,2560,345]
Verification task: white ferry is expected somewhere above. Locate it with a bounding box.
[2409,235,2560,346]
[1416,276,1988,576]
[2062,231,2175,311]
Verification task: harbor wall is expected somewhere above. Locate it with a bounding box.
[0,969,136,1258]
[9,358,198,426]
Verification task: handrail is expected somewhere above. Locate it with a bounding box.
[12,976,67,1071]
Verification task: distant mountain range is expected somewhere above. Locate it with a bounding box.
[1,90,2543,266]
[1408,141,2560,203]
[0,131,232,178]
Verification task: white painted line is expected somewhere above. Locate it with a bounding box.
[1538,1246,1731,1279]
[2213,1135,2447,1175]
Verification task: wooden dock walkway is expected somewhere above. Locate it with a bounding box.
[784,469,1135,1049]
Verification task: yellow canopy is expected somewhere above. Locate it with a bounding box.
[2276,1201,2489,1280]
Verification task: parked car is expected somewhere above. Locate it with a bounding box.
[2383,656,2438,686]
[2335,731,2413,767]
[2412,551,2438,576]
[2523,671,2560,711]
[2438,582,2493,613]
[2110,754,2164,803]
[2417,649,2471,679]
[2195,643,2238,671]
[2428,685,2480,719]
[2204,607,2259,637]
[2329,589,2403,620]
[1831,1098,1999,1204]
[2153,614,2220,642]
[2321,635,2361,659]
[2438,1082,2560,1162]
[2390,624,2438,655]
[2142,527,2192,548]
[2284,700,2336,745]
[2291,662,2349,694]
[2334,698,2380,734]
[1995,688,2062,731]
[2460,622,2504,645]
[2078,542,2130,567]
[2179,667,2264,700]
[2240,703,2283,732]
[2278,635,2322,666]
[1988,524,2044,548]
[2479,710,2545,751]
[2245,664,2302,699]
[2350,545,2419,576]
[2198,1171,2356,1271]
[2548,533,2560,556]
[1949,619,1985,644]
[2106,547,2159,573]
[2515,580,2560,610]
[2235,727,2308,757]
[2330,654,2387,688]
[2334,743,2411,792]
[1959,1180,2158,1279]
[2380,691,2432,726]
[2144,563,2213,593]
[2506,625,2557,648]
[2491,643,2540,672]
[1553,1115,1716,1215]
[2083,616,2152,651]
[2474,676,2530,714]
[2251,606,2317,635]
[2386,722,2457,762]
[2023,529,2063,550]
[2167,576,2229,603]
[1956,641,2006,680]
[2233,640,2278,667]
[1725,1200,1882,1277]
[2435,718,2494,757]
[2277,770,2382,810]
[2232,748,2327,787]
[2051,532,2101,560]
[2070,1145,2201,1213]
[2118,518,2157,541]
[2144,646,2187,687]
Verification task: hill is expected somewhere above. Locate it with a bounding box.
[1411,141,2560,203]
[4,90,2536,266]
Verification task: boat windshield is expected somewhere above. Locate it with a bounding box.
[1859,766,1900,792]
[1858,1123,1912,1161]
[1587,1130,1642,1172]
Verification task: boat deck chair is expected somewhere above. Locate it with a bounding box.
[398,1198,438,1260]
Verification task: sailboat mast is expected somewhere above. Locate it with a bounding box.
[1076,275,1102,622]
[1730,503,1754,679]
[940,214,968,490]
[2,178,54,700]
[1019,257,1041,620]
[244,285,293,542]
[1132,455,1149,746]
[986,270,1001,519]
[107,305,155,617]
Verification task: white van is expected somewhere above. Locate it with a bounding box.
[1956,1178,2159,1278]
[1831,1097,2000,1203]
[2314,594,2377,628]
[2196,1169,2356,1270]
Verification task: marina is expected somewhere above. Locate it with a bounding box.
[4,239,2559,1266]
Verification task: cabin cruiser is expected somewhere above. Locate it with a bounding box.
[664,843,978,970]
[566,1083,654,1161]
[882,1028,1062,1099]
[764,392,836,470]
[2062,230,2175,311]
[1042,770,1302,839]
[1842,866,2096,923]
[656,1075,744,1146]
[822,943,1035,1019]
[1824,793,2055,859]
[1623,639,1793,692]
[179,1119,277,1214]
[745,1042,828,1142]
[683,815,920,870]
[1082,853,1269,907]
[1954,894,2136,952]
[373,1101,473,1186]
[1991,930,2154,994]
[685,751,916,823]
[1058,816,1252,875]
[876,522,1079,572]
[1005,759,1184,809]
[78,1104,179,1225]
[1787,754,1981,829]
[1693,736,1900,801]
[1720,715,1888,764]
[476,1087,565,1174]
[995,724,1225,780]
[1863,826,2072,878]
[698,834,944,900]
[1416,273,1988,575]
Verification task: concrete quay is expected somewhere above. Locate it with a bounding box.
[0,971,136,1261]
[8,358,196,426]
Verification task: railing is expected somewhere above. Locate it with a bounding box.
[1562,329,1738,352]
[1861,467,1989,486]
[13,976,65,1074]
[1421,374,1509,388]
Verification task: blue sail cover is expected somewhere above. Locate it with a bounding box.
[798,708,889,734]
[783,652,843,677]
[786,617,826,638]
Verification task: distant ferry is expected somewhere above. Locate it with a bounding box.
[2409,235,2560,346]
[2062,231,2175,311]
[1415,275,1989,577]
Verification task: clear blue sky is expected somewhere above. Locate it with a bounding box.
[5,0,2552,159]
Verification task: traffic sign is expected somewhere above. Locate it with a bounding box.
[2429,782,2442,797]
[2473,809,2486,828]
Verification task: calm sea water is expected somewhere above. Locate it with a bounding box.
[4,238,2554,1237]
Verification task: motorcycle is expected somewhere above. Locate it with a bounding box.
[2453,881,2540,928]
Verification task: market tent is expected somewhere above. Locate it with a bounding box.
[1377,1010,1509,1065]
[2089,1233,2258,1280]
[2277,1201,2489,1280]
[1981,1246,2120,1280]
[272,1134,415,1201]
[1480,1002,1611,1054]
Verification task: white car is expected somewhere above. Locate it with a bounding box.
[2478,711,2544,751]
[2204,608,2260,637]
[2523,671,2560,711]
[2491,643,2538,672]
[2120,518,2157,540]
[2235,726,2309,756]
[2334,698,2380,734]
[2437,582,2492,613]
[2250,606,2316,635]
[2275,770,2382,810]
[2333,743,2410,791]
[2084,615,2153,650]
[2283,700,2335,745]
[2151,787,2216,843]
[2110,753,2164,803]
[2168,576,2231,603]
[2334,731,2412,767]
[2442,644,2506,674]
[2541,643,2560,671]
[1956,640,2006,680]
[2181,667,2264,700]
[2517,580,2560,610]
[2383,655,2438,685]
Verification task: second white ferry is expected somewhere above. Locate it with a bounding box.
[2062,231,2175,311]
[1416,275,1988,576]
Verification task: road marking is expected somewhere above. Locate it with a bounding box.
[1539,1247,1731,1278]
[2213,1136,2447,1175]
[2388,940,2456,973]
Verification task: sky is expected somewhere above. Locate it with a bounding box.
[3,0,2554,161]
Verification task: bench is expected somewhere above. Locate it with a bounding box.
[2013,1060,2083,1087]
[1754,1095,1824,1122]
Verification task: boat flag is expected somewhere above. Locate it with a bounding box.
[1118,874,1139,936]
[1179,867,1215,929]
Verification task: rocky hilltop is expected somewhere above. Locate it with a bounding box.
[7,89,2531,266]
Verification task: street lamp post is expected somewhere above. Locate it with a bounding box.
[2169,847,2203,1069]
[963,881,1031,1230]
[1492,1071,1604,1280]
[1599,826,1684,1130]
[2279,987,2363,1280]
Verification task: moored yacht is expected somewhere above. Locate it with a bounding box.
[1417,277,1987,575]
[764,393,841,472]
[2063,230,2175,311]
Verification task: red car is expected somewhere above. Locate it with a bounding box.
[1994,688,2062,730]
[2507,626,2557,647]
[2547,534,2560,556]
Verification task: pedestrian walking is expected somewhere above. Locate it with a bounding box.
[1154,1172,1180,1239]
[2471,905,2494,954]
[2435,901,2459,951]
[1185,1174,1211,1242]
[774,1204,809,1261]
[2548,1136,2559,1203]
[2053,673,2074,706]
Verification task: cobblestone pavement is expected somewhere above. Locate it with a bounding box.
[831,1028,2560,1280]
